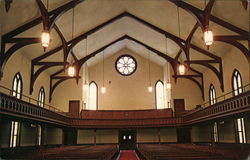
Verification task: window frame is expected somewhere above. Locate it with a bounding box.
[209,84,216,105]
[232,69,243,96]
[9,121,20,148]
[88,81,98,110]
[38,87,45,108]
[155,80,165,109]
[12,72,23,99]
[235,118,247,144]
[37,125,42,145]
[115,54,137,76]
[213,122,219,143]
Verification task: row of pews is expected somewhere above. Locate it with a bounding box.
[1,144,118,160]
[136,143,250,160]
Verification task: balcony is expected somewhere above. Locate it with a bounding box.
[0,85,249,128]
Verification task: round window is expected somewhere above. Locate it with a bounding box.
[115,55,137,76]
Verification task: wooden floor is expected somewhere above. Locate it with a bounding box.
[136,143,250,160]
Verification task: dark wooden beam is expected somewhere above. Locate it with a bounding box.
[2,0,84,40]
[214,36,250,62]
[173,75,204,99]
[4,0,12,12]
[241,0,248,10]
[187,60,224,91]
[30,62,67,94]
[48,35,205,101]
[0,41,39,80]
[170,0,248,37]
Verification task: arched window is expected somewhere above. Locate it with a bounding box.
[38,87,45,107]
[10,121,20,147]
[235,118,246,144]
[12,72,23,99]
[209,84,216,105]
[156,80,164,109]
[88,81,97,110]
[232,69,243,96]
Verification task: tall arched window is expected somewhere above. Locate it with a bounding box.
[235,118,246,144]
[12,72,23,99]
[156,80,164,109]
[232,69,243,96]
[88,81,97,110]
[209,84,216,105]
[38,87,45,107]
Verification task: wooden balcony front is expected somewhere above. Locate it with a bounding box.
[0,89,249,128]
[183,90,250,124]
[0,93,70,126]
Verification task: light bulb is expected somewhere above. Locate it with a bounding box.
[101,86,106,94]
[41,31,50,48]
[148,86,153,92]
[178,64,185,75]
[68,66,75,77]
[166,81,171,89]
[204,28,213,46]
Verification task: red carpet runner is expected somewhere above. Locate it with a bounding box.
[118,150,139,160]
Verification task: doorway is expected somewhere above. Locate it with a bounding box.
[119,129,136,150]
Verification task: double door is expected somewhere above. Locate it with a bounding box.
[119,130,136,150]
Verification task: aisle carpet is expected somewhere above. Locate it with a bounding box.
[118,150,139,160]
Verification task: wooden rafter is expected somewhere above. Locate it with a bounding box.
[25,11,226,96]
[1,1,248,98]
[170,0,250,62]
[0,0,84,81]
[48,35,205,101]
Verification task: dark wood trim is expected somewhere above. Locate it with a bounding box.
[2,0,84,40]
[4,0,12,12]
[170,0,248,37]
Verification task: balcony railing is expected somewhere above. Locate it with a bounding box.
[0,85,70,125]
[0,84,249,128]
[183,84,250,123]
[0,85,65,113]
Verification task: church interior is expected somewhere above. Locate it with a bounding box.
[0,0,250,159]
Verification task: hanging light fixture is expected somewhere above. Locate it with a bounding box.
[68,65,75,77]
[204,26,213,46]
[178,63,185,75]
[148,50,153,92]
[41,0,50,49]
[41,31,50,48]
[203,0,213,47]
[177,6,186,76]
[165,37,171,89]
[83,37,88,90]
[67,6,75,77]
[101,50,106,94]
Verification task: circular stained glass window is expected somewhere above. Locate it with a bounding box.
[115,55,137,76]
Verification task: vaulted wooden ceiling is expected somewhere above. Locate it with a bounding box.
[0,0,249,101]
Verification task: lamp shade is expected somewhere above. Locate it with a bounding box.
[41,31,50,48]
[101,87,106,94]
[148,86,153,92]
[68,66,75,77]
[166,81,171,89]
[178,64,185,75]
[204,28,213,46]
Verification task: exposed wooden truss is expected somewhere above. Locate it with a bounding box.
[170,0,250,62]
[0,0,84,81]
[0,0,249,102]
[48,35,205,101]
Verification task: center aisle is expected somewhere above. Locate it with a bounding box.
[118,150,140,160]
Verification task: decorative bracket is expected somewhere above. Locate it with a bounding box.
[4,0,13,12]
